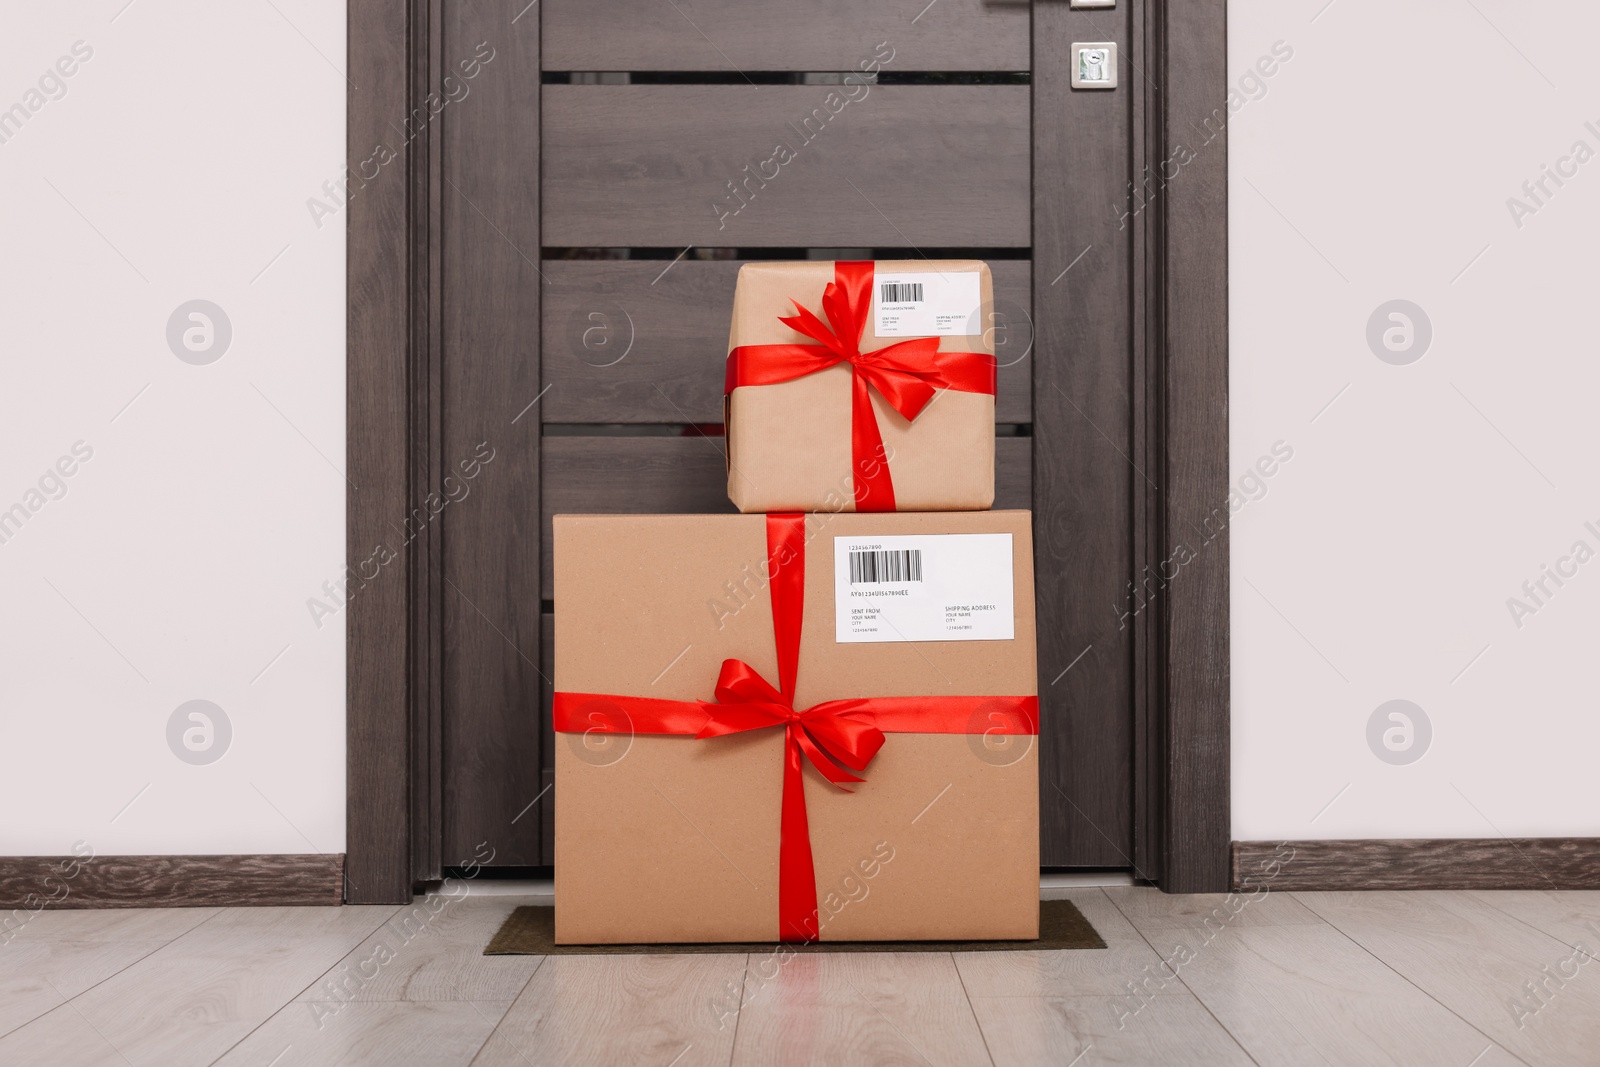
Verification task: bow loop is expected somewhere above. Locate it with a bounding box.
[778,300,854,360]
[820,274,868,352]
[711,657,787,708]
[798,702,886,772]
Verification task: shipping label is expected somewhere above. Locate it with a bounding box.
[833,533,1015,642]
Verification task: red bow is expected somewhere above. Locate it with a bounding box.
[697,659,886,788]
[726,261,996,512]
[554,513,1037,942]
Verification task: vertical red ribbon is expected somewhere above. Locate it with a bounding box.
[767,513,819,940]
[828,262,896,511]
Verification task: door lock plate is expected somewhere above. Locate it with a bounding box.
[1069,42,1118,89]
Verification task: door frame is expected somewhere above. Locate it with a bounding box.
[344,0,1229,903]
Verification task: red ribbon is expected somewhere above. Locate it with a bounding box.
[725,261,997,512]
[554,513,1037,942]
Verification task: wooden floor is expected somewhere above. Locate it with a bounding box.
[2,887,1597,1065]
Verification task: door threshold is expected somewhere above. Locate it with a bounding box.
[428,870,1135,904]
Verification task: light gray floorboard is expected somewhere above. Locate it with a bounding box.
[955,888,1184,998]
[1298,890,1600,1065]
[1470,890,1600,954]
[3,906,219,943]
[0,938,169,1038]
[293,897,543,1004]
[1108,888,1519,1067]
[1103,885,1324,934]
[0,905,394,1067]
[970,993,1255,1067]
[730,951,993,1067]
[957,889,1255,1065]
[471,952,745,1067]
[0,904,221,1039]
[7,892,1600,1066]
[213,1000,516,1067]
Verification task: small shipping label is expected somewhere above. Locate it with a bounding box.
[833,533,1015,643]
[872,271,982,337]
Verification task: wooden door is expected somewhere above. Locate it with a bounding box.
[429,0,1147,876]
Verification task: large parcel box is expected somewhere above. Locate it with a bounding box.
[553,510,1039,944]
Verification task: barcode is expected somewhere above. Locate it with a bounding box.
[849,549,923,584]
[879,282,923,304]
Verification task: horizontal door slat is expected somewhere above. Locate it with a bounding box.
[543,85,1029,247]
[541,259,1032,423]
[541,436,1031,594]
[541,0,1030,72]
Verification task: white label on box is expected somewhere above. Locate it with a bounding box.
[833,533,1015,643]
[872,271,982,337]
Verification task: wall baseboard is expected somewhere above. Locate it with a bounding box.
[0,854,345,910]
[1233,839,1600,891]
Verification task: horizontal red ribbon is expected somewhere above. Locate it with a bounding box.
[553,691,1040,740]
[554,513,1036,943]
[725,261,996,512]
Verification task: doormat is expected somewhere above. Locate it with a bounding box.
[484,899,1104,955]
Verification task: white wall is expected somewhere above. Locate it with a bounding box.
[1231,0,1600,838]
[5,0,1587,858]
[0,2,346,854]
